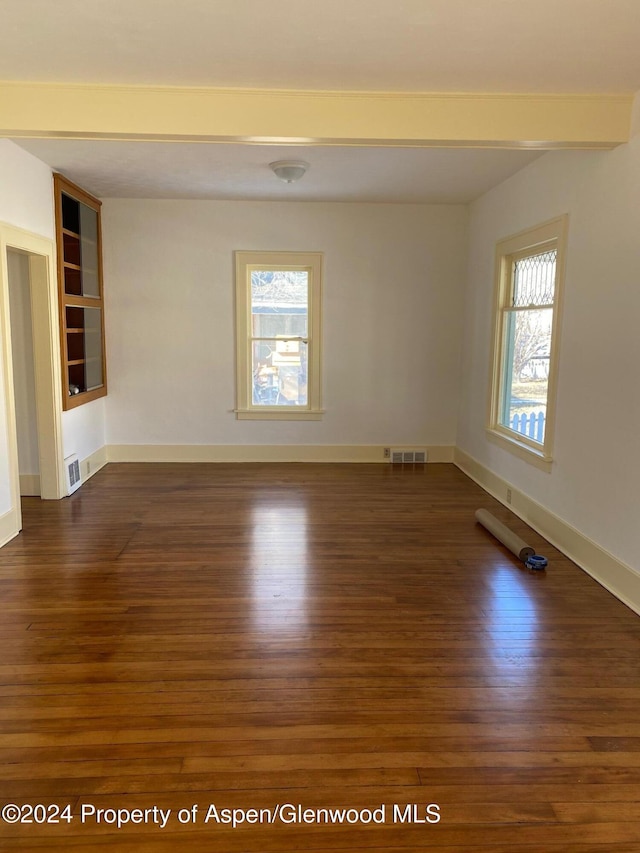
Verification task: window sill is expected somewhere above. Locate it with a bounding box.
[235,409,325,421]
[486,427,553,472]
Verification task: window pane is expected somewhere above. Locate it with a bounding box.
[79,203,100,298]
[251,270,308,337]
[84,307,103,390]
[500,308,553,444]
[513,250,556,307]
[252,339,308,406]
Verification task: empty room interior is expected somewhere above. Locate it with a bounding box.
[1,1,640,850]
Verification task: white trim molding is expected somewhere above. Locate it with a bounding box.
[0,222,66,542]
[0,83,633,148]
[0,507,20,548]
[81,446,108,484]
[487,215,568,469]
[455,447,640,617]
[19,474,40,496]
[234,409,325,421]
[235,251,323,420]
[107,444,455,464]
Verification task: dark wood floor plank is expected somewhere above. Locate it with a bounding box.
[0,462,639,851]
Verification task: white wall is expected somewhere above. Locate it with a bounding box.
[457,132,640,571]
[102,200,467,448]
[0,140,55,239]
[62,400,106,464]
[7,250,39,476]
[0,140,105,520]
[0,141,56,516]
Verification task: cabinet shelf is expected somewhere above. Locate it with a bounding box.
[55,174,107,410]
[68,356,101,365]
[63,227,96,244]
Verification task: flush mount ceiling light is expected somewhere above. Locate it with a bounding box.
[269,160,309,183]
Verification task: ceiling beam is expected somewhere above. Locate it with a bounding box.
[0,83,633,149]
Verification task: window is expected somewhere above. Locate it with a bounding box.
[234,251,323,420]
[488,217,567,468]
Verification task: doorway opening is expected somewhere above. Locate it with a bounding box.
[0,225,65,545]
[8,250,41,496]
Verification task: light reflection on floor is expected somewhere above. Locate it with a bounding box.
[250,501,309,632]
[482,565,540,680]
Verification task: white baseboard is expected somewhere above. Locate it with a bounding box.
[19,448,108,500]
[81,446,108,484]
[19,474,40,496]
[0,507,20,548]
[454,447,640,617]
[107,444,455,464]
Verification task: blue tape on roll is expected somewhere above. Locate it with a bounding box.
[525,554,548,571]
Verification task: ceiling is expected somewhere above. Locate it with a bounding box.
[3,0,640,93]
[5,0,640,203]
[14,139,544,205]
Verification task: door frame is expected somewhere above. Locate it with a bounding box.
[0,222,65,544]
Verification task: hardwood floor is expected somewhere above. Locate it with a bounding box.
[1,462,639,851]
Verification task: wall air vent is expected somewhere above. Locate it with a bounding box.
[64,453,82,495]
[390,448,428,465]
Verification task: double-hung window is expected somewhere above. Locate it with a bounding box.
[234,251,323,420]
[488,216,567,468]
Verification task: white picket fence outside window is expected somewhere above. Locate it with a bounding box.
[510,409,545,443]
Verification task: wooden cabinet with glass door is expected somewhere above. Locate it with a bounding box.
[54,174,107,409]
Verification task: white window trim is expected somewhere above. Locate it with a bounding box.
[234,250,323,420]
[487,216,568,471]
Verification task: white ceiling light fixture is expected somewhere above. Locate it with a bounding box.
[270,159,309,183]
